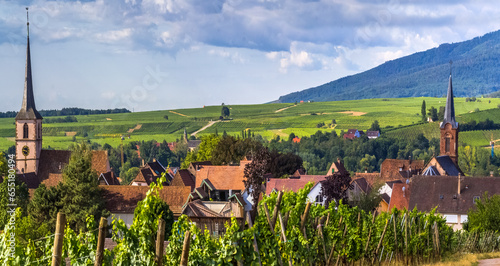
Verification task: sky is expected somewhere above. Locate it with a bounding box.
[2,0,500,112]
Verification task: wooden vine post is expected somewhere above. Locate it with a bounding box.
[94,217,107,266]
[300,202,311,232]
[393,213,398,261]
[180,231,191,266]
[372,219,389,265]
[246,211,262,266]
[156,218,166,266]
[271,191,283,228]
[51,212,66,266]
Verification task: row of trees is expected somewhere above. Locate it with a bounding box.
[0,107,130,118]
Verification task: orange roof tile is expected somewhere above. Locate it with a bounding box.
[388,183,410,210]
[194,165,247,191]
[380,159,424,179]
[265,176,326,195]
[101,185,191,216]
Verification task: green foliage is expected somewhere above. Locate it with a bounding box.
[212,135,263,165]
[349,183,382,213]
[60,144,110,231]
[181,134,221,168]
[0,182,498,263]
[221,105,230,118]
[421,100,426,121]
[369,120,381,132]
[0,178,29,230]
[27,184,62,232]
[466,192,500,233]
[428,106,438,122]
[119,162,140,185]
[112,174,174,264]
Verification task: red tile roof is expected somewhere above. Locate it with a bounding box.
[171,169,196,190]
[388,183,410,210]
[195,164,247,191]
[265,176,326,195]
[380,159,424,180]
[409,175,500,214]
[37,149,110,188]
[101,185,191,216]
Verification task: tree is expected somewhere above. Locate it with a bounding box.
[60,144,110,231]
[28,183,63,232]
[0,155,29,229]
[211,135,263,165]
[421,100,426,121]
[243,148,271,211]
[267,150,303,178]
[428,106,438,122]
[438,106,445,121]
[349,183,382,213]
[180,134,221,168]
[458,145,477,176]
[321,169,353,208]
[359,154,376,173]
[369,120,381,132]
[221,105,230,118]
[466,192,500,232]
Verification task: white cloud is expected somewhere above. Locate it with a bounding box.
[94,28,132,43]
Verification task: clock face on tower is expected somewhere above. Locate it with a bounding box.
[22,145,30,156]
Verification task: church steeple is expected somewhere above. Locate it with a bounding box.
[16,7,42,121]
[15,7,43,174]
[440,61,457,129]
[439,60,459,164]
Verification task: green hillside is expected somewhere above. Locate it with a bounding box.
[278,30,500,103]
[1,97,499,151]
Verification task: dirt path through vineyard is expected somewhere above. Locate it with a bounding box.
[479,258,500,265]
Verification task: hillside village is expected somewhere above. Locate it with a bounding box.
[4,8,500,265]
[8,19,500,237]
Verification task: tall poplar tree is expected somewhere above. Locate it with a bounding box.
[421,100,426,121]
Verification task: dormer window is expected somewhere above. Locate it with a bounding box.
[473,196,480,204]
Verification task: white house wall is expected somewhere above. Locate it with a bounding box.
[109,213,135,228]
[308,183,325,206]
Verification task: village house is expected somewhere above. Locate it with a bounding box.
[389,175,500,230]
[343,129,364,140]
[101,185,191,226]
[366,131,380,139]
[130,159,172,186]
[380,158,425,180]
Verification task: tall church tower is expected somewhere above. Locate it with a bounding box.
[439,62,459,164]
[16,8,43,174]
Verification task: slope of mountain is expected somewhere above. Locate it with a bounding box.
[277,30,500,103]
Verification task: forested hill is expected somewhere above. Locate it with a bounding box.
[277,30,500,103]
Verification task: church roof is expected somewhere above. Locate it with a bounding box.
[16,32,42,120]
[440,74,458,129]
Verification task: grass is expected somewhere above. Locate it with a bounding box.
[420,251,500,266]
[2,97,500,151]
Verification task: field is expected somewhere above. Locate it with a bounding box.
[1,97,499,151]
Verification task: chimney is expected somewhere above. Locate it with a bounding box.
[337,157,341,163]
[458,174,461,195]
[153,158,156,162]
[141,159,145,167]
[409,156,412,165]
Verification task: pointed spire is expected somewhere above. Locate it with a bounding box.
[440,60,457,129]
[16,7,42,121]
